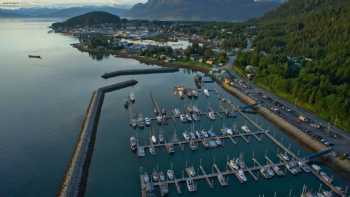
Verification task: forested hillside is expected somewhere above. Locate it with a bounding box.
[236,0,350,131]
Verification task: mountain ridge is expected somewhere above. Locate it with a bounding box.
[126,0,283,22]
[0,6,126,18]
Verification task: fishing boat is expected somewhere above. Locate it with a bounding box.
[159,132,165,144]
[222,127,233,135]
[185,166,196,177]
[137,146,145,157]
[186,178,197,192]
[237,169,248,182]
[298,161,311,173]
[266,166,275,177]
[208,129,216,137]
[203,89,210,97]
[279,152,290,162]
[189,132,196,140]
[156,115,163,124]
[241,125,251,133]
[260,166,273,179]
[180,114,187,122]
[129,136,137,151]
[151,135,157,144]
[161,108,167,116]
[192,89,198,98]
[215,137,223,146]
[129,92,135,103]
[149,145,156,155]
[130,118,137,128]
[173,108,181,117]
[195,130,202,139]
[320,172,333,183]
[186,114,193,122]
[144,117,151,127]
[192,113,200,121]
[311,164,321,172]
[167,169,175,180]
[143,173,153,192]
[272,165,285,176]
[208,110,216,120]
[152,170,159,182]
[183,131,190,141]
[201,130,209,138]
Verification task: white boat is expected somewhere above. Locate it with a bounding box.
[152,170,159,182]
[208,111,216,120]
[192,113,200,121]
[130,118,137,128]
[186,114,192,122]
[215,137,223,146]
[222,127,233,135]
[129,92,135,103]
[192,89,198,97]
[311,164,321,172]
[129,136,137,151]
[179,114,186,122]
[279,153,290,161]
[237,169,248,182]
[203,89,210,97]
[149,145,156,155]
[144,117,151,127]
[167,169,174,180]
[151,135,157,144]
[201,130,209,138]
[195,130,202,139]
[241,125,251,133]
[183,132,190,141]
[189,132,196,140]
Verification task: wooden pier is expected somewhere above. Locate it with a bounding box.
[137,131,265,151]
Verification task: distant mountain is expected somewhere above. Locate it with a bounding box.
[125,0,283,21]
[0,6,126,18]
[51,11,121,29]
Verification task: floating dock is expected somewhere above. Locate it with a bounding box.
[102,68,179,79]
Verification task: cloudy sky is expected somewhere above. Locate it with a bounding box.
[0,0,146,8]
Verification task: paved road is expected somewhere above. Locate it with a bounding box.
[222,59,350,157]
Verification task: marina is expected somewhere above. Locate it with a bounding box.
[86,67,349,197]
[130,80,348,197]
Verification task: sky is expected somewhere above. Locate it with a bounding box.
[0,0,146,8]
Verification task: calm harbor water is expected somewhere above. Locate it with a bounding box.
[0,19,347,197]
